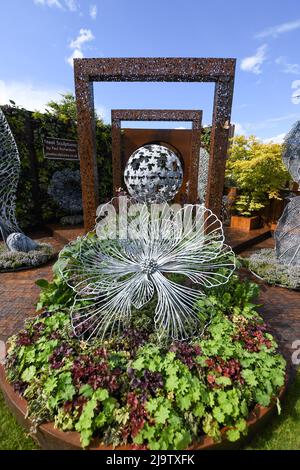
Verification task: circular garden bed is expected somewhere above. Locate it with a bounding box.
[1,259,287,450]
[241,249,300,290]
[0,242,55,272]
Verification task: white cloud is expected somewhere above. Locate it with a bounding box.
[255,19,300,39]
[34,0,63,7]
[232,115,298,139]
[240,44,267,75]
[233,123,247,135]
[67,28,95,67]
[0,80,66,112]
[64,0,78,11]
[69,28,94,50]
[263,113,299,124]
[95,106,107,121]
[90,4,97,20]
[291,80,300,104]
[34,0,78,11]
[276,57,300,75]
[0,79,108,122]
[66,48,83,67]
[245,114,298,131]
[263,133,286,144]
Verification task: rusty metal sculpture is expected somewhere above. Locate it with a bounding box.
[74,58,236,231]
[111,109,202,203]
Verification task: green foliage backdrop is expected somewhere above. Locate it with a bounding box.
[1,93,211,230]
[226,135,290,216]
[1,99,112,230]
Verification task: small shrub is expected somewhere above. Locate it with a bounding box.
[226,136,290,216]
[0,243,54,271]
[243,249,300,289]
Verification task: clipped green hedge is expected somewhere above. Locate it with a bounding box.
[2,105,113,230]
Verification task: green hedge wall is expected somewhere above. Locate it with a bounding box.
[2,105,112,230]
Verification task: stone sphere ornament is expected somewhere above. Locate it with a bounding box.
[124,144,183,202]
[6,232,38,253]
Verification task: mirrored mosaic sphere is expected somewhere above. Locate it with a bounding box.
[124,144,183,202]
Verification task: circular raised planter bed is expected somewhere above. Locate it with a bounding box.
[0,363,288,451]
[0,243,56,273]
[249,269,300,292]
[0,254,57,273]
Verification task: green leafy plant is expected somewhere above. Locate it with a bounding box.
[5,268,286,450]
[240,250,300,290]
[226,136,290,216]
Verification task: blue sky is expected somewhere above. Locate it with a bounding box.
[0,0,299,142]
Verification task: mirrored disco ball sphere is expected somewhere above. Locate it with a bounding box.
[124,144,183,202]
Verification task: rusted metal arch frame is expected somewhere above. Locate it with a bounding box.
[111,109,203,203]
[74,57,236,232]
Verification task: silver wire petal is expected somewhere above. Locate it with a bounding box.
[59,198,235,341]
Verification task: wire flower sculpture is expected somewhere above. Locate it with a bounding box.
[0,108,21,236]
[275,121,300,266]
[282,120,300,185]
[60,199,235,341]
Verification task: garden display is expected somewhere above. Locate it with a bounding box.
[0,108,54,271]
[2,194,287,450]
[0,53,291,452]
[244,122,300,289]
[275,122,300,266]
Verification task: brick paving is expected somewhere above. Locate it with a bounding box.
[224,226,271,254]
[0,235,63,341]
[45,224,85,245]
[238,236,300,362]
[0,229,299,366]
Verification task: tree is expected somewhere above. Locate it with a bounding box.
[226,135,291,216]
[45,93,103,124]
